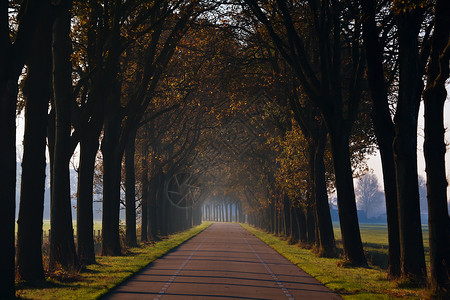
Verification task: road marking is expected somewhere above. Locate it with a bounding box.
[243,236,295,300]
[153,234,209,300]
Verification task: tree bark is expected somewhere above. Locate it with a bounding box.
[306,205,316,244]
[422,0,450,293]
[148,178,156,241]
[1,0,43,294]
[49,0,79,271]
[140,156,149,243]
[360,0,401,278]
[393,9,427,283]
[289,205,299,244]
[148,175,161,241]
[16,7,52,279]
[101,75,122,255]
[296,207,307,244]
[76,127,101,264]
[283,195,291,241]
[125,127,138,247]
[0,27,17,299]
[329,129,367,266]
[76,63,105,264]
[156,174,166,237]
[159,173,169,237]
[0,75,17,299]
[313,130,336,257]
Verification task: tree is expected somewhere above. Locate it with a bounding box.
[49,0,79,271]
[16,1,53,281]
[418,175,427,215]
[72,0,108,265]
[244,0,367,265]
[101,0,201,256]
[360,0,401,278]
[124,128,138,247]
[392,0,428,283]
[1,0,42,296]
[422,0,450,293]
[355,173,385,218]
[289,95,336,257]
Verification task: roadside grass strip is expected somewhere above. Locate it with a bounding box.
[16,222,211,300]
[242,224,427,299]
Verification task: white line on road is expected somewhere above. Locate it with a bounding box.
[243,236,295,300]
[153,233,209,300]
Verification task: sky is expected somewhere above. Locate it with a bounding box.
[367,99,450,191]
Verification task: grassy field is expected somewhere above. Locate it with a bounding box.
[16,220,102,234]
[242,223,429,299]
[332,222,429,249]
[16,222,211,300]
[333,223,430,268]
[15,221,104,243]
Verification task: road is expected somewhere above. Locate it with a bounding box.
[103,223,340,300]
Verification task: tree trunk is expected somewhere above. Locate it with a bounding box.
[125,128,138,247]
[360,0,401,278]
[76,128,100,264]
[313,131,336,257]
[269,200,275,233]
[140,157,149,243]
[16,11,52,279]
[48,107,55,203]
[422,0,450,292]
[49,0,79,271]
[0,85,17,299]
[296,207,307,244]
[393,11,427,283]
[148,175,161,241]
[156,173,167,236]
[283,196,291,239]
[329,130,367,266]
[159,173,169,237]
[0,92,17,297]
[221,199,225,222]
[225,201,229,222]
[1,0,48,290]
[289,205,299,245]
[147,181,156,240]
[101,87,122,255]
[306,205,316,244]
[0,41,17,300]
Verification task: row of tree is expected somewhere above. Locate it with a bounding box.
[234,0,449,294]
[1,0,449,298]
[190,0,448,294]
[1,0,220,297]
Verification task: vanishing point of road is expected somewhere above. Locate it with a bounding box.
[103,223,340,299]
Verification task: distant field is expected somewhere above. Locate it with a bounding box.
[333,222,430,268]
[15,220,103,238]
[333,222,429,248]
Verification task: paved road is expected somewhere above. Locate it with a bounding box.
[103,223,340,299]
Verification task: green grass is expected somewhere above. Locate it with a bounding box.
[333,223,429,249]
[16,221,103,239]
[333,223,430,268]
[242,223,427,299]
[16,222,211,300]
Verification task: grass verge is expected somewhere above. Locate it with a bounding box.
[241,224,427,299]
[16,222,211,300]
